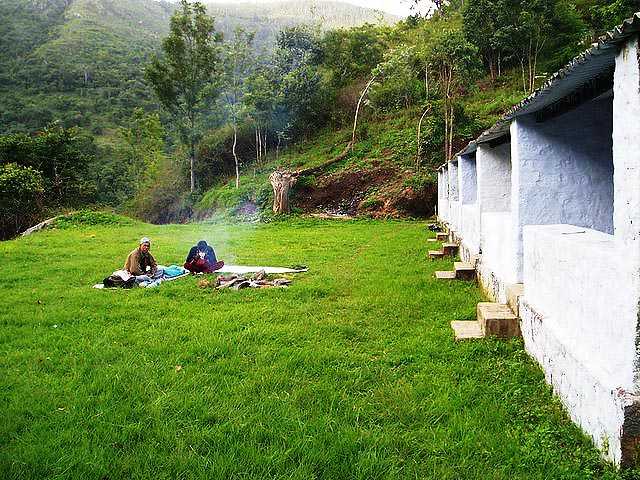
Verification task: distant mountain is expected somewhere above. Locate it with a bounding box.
[208,1,397,50]
[0,0,397,134]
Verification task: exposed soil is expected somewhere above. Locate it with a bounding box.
[293,165,437,219]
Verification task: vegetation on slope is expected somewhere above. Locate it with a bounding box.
[0,0,395,135]
[3,0,640,236]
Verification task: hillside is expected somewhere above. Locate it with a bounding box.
[0,0,397,134]
[193,72,527,222]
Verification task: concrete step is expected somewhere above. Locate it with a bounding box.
[451,320,484,340]
[428,250,445,259]
[436,232,449,241]
[477,302,520,338]
[435,270,456,280]
[506,283,524,318]
[454,262,475,280]
[442,243,459,256]
[427,238,438,243]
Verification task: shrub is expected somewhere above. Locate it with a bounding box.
[0,163,44,239]
[53,211,134,229]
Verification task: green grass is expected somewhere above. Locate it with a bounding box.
[0,216,627,479]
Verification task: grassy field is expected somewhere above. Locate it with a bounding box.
[0,214,627,479]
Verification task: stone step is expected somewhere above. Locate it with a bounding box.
[454,262,476,280]
[428,250,445,259]
[451,320,484,340]
[435,270,456,280]
[442,243,459,256]
[427,238,438,243]
[436,232,449,241]
[477,302,520,338]
[506,283,524,318]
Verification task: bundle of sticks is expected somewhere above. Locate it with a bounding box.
[198,270,292,290]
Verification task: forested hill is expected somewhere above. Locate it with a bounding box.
[0,0,397,134]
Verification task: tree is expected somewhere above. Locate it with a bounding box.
[117,108,165,191]
[145,0,222,192]
[220,28,255,188]
[321,24,386,88]
[273,26,327,137]
[427,30,480,160]
[243,66,280,165]
[0,123,97,206]
[0,163,44,239]
[463,0,504,80]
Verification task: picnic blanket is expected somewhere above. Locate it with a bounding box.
[94,264,307,289]
[93,264,188,289]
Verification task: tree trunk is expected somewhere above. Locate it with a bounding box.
[269,171,297,214]
[416,107,431,171]
[352,73,378,150]
[232,123,240,189]
[255,126,259,164]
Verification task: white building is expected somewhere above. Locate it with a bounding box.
[437,14,640,467]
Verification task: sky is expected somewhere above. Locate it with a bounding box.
[203,0,431,17]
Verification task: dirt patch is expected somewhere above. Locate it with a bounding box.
[293,167,396,215]
[293,166,436,218]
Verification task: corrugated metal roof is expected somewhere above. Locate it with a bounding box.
[451,12,640,160]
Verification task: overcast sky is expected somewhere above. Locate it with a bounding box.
[204,0,429,17]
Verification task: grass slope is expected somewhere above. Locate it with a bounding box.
[0,215,624,479]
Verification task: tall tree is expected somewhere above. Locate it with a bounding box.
[145,0,221,192]
[427,30,480,160]
[220,28,255,188]
[463,0,503,80]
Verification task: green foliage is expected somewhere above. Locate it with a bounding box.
[145,0,222,191]
[197,172,272,214]
[369,45,424,112]
[128,155,194,224]
[0,124,97,206]
[321,24,387,87]
[0,163,44,239]
[53,210,134,229]
[403,172,436,190]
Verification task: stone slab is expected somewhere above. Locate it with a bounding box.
[436,232,449,241]
[477,302,520,338]
[506,283,524,318]
[428,250,445,259]
[442,243,459,256]
[454,262,476,280]
[435,271,456,280]
[451,320,484,340]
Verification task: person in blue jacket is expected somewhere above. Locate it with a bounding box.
[184,240,224,274]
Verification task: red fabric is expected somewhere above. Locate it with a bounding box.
[184,259,224,274]
[184,258,214,273]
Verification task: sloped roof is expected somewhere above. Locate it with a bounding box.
[452,12,640,159]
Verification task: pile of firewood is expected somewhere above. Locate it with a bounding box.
[197,270,292,290]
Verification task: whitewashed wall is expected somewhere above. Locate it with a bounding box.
[476,143,513,301]
[519,35,640,467]
[448,162,460,231]
[522,225,635,463]
[458,154,480,254]
[479,212,513,302]
[510,99,614,281]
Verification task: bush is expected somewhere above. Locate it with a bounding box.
[53,210,134,229]
[128,156,194,225]
[0,163,44,239]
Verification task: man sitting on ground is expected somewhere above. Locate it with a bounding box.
[125,237,160,283]
[184,240,224,274]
